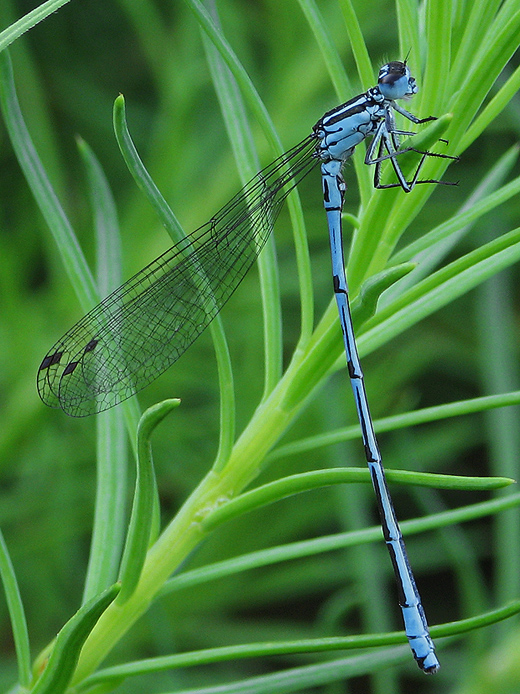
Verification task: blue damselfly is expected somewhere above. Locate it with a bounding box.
[39,60,457,673]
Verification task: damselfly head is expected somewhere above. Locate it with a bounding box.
[378,61,418,101]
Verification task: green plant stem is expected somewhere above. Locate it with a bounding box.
[71,470,227,682]
[72,301,518,678]
[73,336,340,679]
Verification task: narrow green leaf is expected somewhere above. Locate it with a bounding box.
[118,400,180,604]
[184,0,315,349]
[77,138,129,603]
[113,95,185,243]
[460,64,520,151]
[161,494,520,596]
[77,601,520,691]
[359,227,520,356]
[0,50,97,312]
[80,648,415,692]
[113,93,234,472]
[297,0,352,100]
[423,0,452,114]
[351,262,416,328]
[0,0,72,53]
[0,530,31,687]
[76,137,122,296]
[336,0,373,203]
[201,468,512,533]
[396,0,421,71]
[270,391,520,460]
[31,584,120,694]
[201,1,280,403]
[392,169,520,264]
[449,0,502,90]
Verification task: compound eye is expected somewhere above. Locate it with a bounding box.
[378,60,408,85]
[378,61,416,99]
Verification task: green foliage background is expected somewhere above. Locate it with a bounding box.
[0,0,520,692]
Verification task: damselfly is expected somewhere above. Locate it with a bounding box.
[38,60,457,673]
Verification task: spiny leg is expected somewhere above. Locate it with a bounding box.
[368,125,458,192]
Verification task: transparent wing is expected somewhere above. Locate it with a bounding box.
[38,135,318,416]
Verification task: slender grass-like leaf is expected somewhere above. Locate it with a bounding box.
[0,530,31,688]
[0,50,97,312]
[113,92,235,470]
[201,0,282,399]
[201,468,512,532]
[270,391,520,460]
[184,0,315,350]
[79,602,520,691]
[77,137,129,603]
[161,494,520,596]
[118,400,180,603]
[31,584,119,694]
[0,0,72,53]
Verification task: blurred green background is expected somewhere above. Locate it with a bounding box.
[0,0,520,692]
